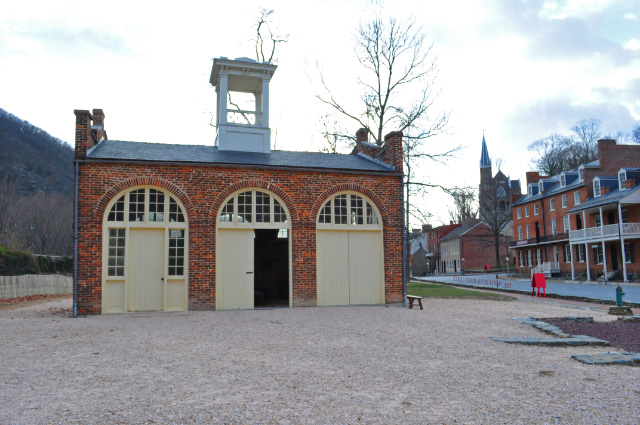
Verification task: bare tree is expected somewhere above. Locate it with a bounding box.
[528,133,576,176]
[24,193,73,255]
[316,14,457,232]
[254,8,288,64]
[632,122,640,144]
[318,114,353,154]
[570,118,602,163]
[448,188,477,225]
[528,119,605,177]
[478,179,511,267]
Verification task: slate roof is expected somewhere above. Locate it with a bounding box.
[568,184,640,212]
[440,221,487,241]
[512,171,582,207]
[86,140,396,173]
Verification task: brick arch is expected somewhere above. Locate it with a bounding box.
[96,177,195,219]
[210,179,299,221]
[311,184,390,225]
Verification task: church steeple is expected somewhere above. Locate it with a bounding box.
[480,133,491,168]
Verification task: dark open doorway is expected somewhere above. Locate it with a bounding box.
[254,229,289,307]
[611,245,619,271]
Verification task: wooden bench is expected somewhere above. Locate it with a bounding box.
[407,295,424,310]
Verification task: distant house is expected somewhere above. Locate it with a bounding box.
[511,139,640,281]
[439,221,499,273]
[73,57,405,314]
[425,222,461,273]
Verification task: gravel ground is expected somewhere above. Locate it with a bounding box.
[546,319,640,353]
[1,298,639,425]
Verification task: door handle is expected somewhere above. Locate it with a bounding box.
[161,278,164,281]
[246,272,253,274]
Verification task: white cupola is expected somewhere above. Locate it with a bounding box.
[209,57,278,153]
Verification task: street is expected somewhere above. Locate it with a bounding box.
[415,274,640,304]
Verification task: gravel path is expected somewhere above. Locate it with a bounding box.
[1,298,639,424]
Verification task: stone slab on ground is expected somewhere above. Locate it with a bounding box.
[572,353,640,365]
[491,335,610,346]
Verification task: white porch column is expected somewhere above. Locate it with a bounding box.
[599,207,604,237]
[599,206,608,281]
[570,244,575,280]
[261,76,270,128]
[619,203,628,282]
[218,73,229,125]
[585,242,591,281]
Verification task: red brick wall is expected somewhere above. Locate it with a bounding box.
[75,162,404,314]
[460,224,498,270]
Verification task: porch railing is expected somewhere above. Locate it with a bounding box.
[569,223,640,242]
[531,262,560,277]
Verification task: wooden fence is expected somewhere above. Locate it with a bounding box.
[0,274,72,299]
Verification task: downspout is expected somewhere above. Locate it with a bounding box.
[73,161,78,318]
[401,175,407,308]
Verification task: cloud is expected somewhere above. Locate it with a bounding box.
[0,22,134,60]
[625,39,640,51]
[505,92,639,141]
[521,16,640,64]
[624,12,638,20]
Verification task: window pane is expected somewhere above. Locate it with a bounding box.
[148,189,165,222]
[168,229,186,276]
[333,194,347,224]
[128,189,145,222]
[107,229,125,277]
[366,203,379,225]
[237,192,252,223]
[108,196,125,222]
[350,195,364,225]
[220,198,234,222]
[274,199,287,223]
[319,201,331,224]
[168,197,185,222]
[255,191,271,223]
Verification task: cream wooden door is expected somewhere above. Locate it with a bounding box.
[217,229,254,310]
[317,230,350,306]
[129,229,165,311]
[317,230,383,306]
[348,231,384,305]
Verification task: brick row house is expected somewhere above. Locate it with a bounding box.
[511,139,640,281]
[73,57,405,315]
[423,222,461,274]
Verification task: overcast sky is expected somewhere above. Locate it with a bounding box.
[1,0,639,226]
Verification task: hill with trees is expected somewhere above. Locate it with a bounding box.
[0,108,73,256]
[0,108,73,196]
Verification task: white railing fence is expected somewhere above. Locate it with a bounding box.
[531,262,560,277]
[0,274,72,299]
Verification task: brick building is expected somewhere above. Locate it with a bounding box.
[439,222,498,273]
[424,222,461,273]
[73,57,404,315]
[511,139,640,281]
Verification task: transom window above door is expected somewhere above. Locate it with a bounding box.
[107,188,185,224]
[218,190,290,228]
[317,193,381,228]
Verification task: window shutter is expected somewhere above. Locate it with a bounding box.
[631,243,635,263]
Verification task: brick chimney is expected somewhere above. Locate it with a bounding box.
[74,109,93,160]
[91,109,107,142]
[601,186,610,196]
[626,178,636,189]
[380,131,403,172]
[356,128,369,144]
[525,172,541,185]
